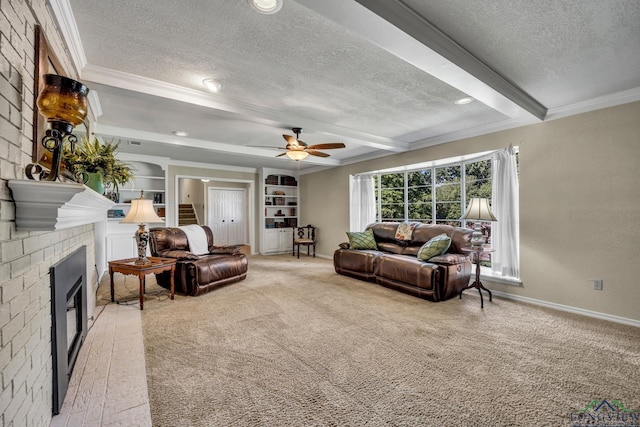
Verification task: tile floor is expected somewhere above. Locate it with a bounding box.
[49,302,152,427]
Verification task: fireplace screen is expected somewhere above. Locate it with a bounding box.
[50,246,87,415]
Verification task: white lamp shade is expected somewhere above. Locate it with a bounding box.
[461,198,497,221]
[121,198,164,224]
[286,150,309,161]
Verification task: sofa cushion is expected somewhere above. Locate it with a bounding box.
[346,230,378,250]
[334,249,381,275]
[191,254,248,286]
[417,233,451,261]
[376,242,405,254]
[159,250,199,260]
[428,253,470,265]
[210,245,241,255]
[375,254,437,290]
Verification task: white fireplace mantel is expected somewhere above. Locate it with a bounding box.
[8,180,115,231]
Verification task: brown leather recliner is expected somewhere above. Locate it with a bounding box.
[149,226,248,296]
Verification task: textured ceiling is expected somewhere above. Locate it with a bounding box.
[401,0,640,107]
[62,0,640,172]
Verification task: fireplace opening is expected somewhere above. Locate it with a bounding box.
[50,246,87,415]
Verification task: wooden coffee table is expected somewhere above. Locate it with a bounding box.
[108,257,176,310]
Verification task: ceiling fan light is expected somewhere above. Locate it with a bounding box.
[286,151,309,161]
[248,0,282,14]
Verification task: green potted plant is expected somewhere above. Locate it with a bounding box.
[64,137,134,195]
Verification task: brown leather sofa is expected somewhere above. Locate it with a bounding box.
[149,226,248,296]
[334,222,473,301]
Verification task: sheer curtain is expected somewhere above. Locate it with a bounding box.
[350,175,376,232]
[491,146,520,278]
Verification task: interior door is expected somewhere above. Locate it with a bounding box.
[207,188,246,246]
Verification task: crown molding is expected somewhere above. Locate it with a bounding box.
[82,65,408,153]
[48,0,87,76]
[546,87,640,121]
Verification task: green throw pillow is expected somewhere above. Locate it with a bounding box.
[417,233,451,261]
[346,230,378,250]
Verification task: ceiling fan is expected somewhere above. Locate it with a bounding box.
[274,128,345,160]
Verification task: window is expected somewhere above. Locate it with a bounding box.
[435,165,462,226]
[377,173,404,222]
[375,157,493,229]
[366,148,520,280]
[407,170,431,222]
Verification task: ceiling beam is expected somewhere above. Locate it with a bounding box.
[295,0,546,122]
[95,124,342,166]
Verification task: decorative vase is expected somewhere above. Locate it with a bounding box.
[84,171,105,194]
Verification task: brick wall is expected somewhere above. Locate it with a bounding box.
[0,1,96,426]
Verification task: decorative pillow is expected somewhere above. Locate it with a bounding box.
[346,230,378,250]
[395,221,418,241]
[417,233,452,261]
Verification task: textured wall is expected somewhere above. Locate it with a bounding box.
[0,0,96,425]
[301,101,640,322]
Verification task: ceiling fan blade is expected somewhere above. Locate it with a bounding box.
[307,150,330,158]
[276,152,287,157]
[283,135,298,145]
[306,143,345,150]
[296,139,308,147]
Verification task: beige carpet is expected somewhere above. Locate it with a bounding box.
[133,255,639,426]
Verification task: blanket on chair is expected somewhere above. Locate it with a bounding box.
[179,225,209,255]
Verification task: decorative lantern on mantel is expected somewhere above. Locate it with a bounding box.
[26,74,89,182]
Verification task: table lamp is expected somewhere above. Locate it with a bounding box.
[460,198,497,249]
[120,191,164,264]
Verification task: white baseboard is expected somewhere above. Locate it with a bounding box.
[491,290,640,328]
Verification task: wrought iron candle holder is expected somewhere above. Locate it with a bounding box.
[26,74,89,182]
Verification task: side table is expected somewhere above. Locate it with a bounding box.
[108,257,176,310]
[460,247,495,308]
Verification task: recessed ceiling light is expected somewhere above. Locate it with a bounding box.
[454,97,475,105]
[248,0,282,15]
[203,78,223,93]
[172,130,188,137]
